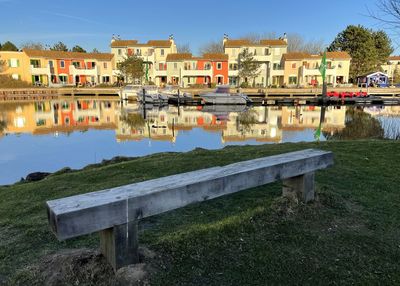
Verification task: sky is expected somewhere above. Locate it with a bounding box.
[0,0,397,55]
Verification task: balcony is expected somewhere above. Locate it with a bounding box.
[271,68,284,76]
[69,65,99,76]
[253,54,272,62]
[300,66,336,76]
[182,69,212,77]
[228,70,239,77]
[154,69,167,77]
[30,65,50,75]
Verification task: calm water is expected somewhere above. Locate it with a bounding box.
[0,99,399,185]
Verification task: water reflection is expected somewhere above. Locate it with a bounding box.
[0,99,399,185]
[1,100,399,143]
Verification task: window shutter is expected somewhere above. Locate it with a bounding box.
[8,60,11,67]
[17,59,20,67]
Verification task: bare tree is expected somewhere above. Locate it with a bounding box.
[20,41,45,50]
[287,33,325,53]
[177,43,191,53]
[369,0,400,29]
[199,40,224,55]
[239,32,278,43]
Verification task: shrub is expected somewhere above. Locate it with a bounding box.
[240,82,249,88]
[0,75,33,88]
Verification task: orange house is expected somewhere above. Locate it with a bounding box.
[197,53,228,85]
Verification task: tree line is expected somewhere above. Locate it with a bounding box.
[0,41,100,53]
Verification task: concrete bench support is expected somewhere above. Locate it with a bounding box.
[99,220,139,270]
[46,149,334,271]
[282,172,315,203]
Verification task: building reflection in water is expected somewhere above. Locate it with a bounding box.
[2,99,399,143]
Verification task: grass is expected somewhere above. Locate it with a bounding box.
[1,140,400,285]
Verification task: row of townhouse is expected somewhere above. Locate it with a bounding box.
[0,50,115,86]
[0,35,352,88]
[111,35,351,88]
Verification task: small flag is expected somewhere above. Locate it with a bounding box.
[314,122,322,141]
[319,51,327,83]
[145,62,149,82]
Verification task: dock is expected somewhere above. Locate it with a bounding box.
[1,87,400,106]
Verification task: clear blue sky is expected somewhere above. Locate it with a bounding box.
[0,0,396,55]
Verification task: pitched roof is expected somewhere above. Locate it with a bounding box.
[388,56,400,61]
[23,49,114,61]
[282,51,351,61]
[111,39,172,48]
[326,51,351,59]
[147,40,172,47]
[201,53,228,61]
[259,39,287,46]
[282,52,316,61]
[111,40,138,47]
[166,53,193,61]
[224,39,287,48]
[224,39,252,48]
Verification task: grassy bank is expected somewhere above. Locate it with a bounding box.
[1,140,400,285]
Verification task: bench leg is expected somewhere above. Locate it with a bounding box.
[282,172,315,203]
[99,220,139,271]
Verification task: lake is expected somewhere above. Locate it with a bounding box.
[0,99,399,185]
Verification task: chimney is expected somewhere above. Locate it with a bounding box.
[283,33,287,43]
[223,33,229,46]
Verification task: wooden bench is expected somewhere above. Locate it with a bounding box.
[46,149,333,271]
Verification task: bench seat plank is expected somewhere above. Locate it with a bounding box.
[47,149,333,240]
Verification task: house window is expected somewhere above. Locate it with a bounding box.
[205,62,211,70]
[60,61,65,68]
[217,62,222,70]
[136,49,141,55]
[12,74,19,80]
[59,75,67,83]
[49,61,53,68]
[103,62,108,68]
[291,63,296,69]
[289,76,297,85]
[338,62,342,68]
[188,77,191,83]
[10,58,19,68]
[118,49,122,55]
[161,49,164,56]
[264,48,270,56]
[174,63,177,69]
[102,76,110,83]
[30,59,40,68]
[254,49,257,55]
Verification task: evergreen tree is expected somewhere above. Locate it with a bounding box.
[117,55,145,84]
[1,41,18,51]
[50,42,68,52]
[238,48,261,87]
[328,25,393,81]
[71,45,86,53]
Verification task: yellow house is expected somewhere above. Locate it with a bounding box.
[110,36,177,85]
[223,35,288,87]
[282,51,351,87]
[382,56,400,83]
[0,51,31,83]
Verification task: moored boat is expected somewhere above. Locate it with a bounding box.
[137,86,168,105]
[200,85,252,105]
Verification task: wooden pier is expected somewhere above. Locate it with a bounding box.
[1,87,400,106]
